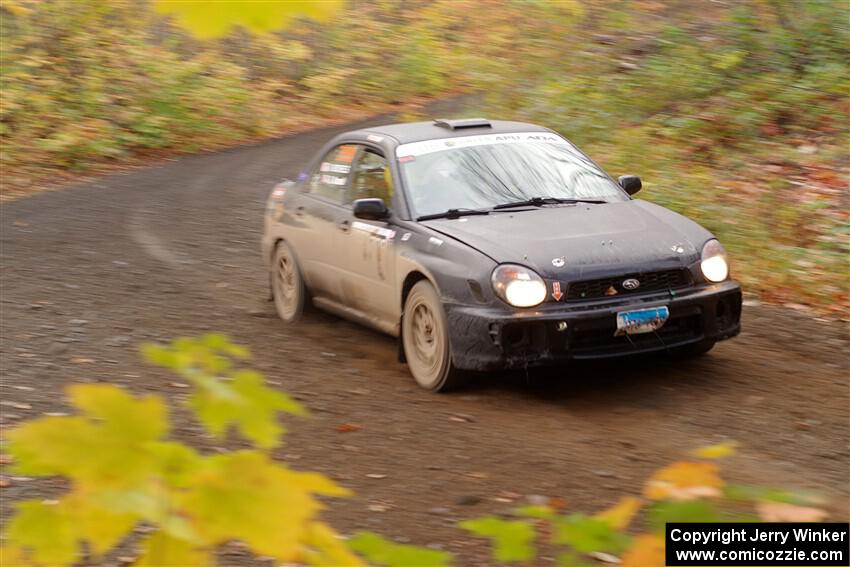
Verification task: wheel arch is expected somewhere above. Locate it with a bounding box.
[401,270,432,311]
[398,269,438,363]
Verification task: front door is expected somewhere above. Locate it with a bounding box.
[336,146,398,326]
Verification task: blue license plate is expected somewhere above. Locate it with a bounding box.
[615,306,669,336]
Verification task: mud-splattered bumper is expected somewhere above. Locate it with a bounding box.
[445,281,742,371]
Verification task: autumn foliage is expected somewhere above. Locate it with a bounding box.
[2,0,847,315]
[2,335,362,566]
[1,336,829,566]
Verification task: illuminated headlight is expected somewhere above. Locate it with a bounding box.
[491,264,547,308]
[700,239,729,283]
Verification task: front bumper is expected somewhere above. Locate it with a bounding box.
[445,281,742,371]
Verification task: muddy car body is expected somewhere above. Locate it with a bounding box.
[263,119,742,391]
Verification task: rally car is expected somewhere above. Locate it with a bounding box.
[262,118,741,391]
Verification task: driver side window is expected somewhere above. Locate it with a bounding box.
[350,149,392,204]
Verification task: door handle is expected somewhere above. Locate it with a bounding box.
[338,219,350,232]
[294,205,305,216]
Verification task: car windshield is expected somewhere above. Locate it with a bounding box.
[396,132,629,218]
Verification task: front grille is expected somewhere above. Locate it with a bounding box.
[570,313,703,357]
[566,269,691,301]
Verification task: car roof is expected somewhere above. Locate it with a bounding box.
[347,119,552,145]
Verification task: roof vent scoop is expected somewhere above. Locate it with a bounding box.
[433,118,492,130]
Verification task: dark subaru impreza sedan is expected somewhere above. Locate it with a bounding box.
[262,118,741,391]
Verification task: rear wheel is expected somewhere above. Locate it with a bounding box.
[271,241,306,323]
[402,280,466,392]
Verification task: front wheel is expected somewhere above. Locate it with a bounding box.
[271,241,306,323]
[402,280,466,392]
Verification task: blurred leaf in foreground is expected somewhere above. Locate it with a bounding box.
[594,496,641,530]
[349,532,452,567]
[460,516,536,563]
[552,514,632,555]
[154,0,345,38]
[3,336,359,566]
[644,461,724,501]
[620,534,665,567]
[691,441,739,459]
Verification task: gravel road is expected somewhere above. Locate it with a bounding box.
[2,115,848,564]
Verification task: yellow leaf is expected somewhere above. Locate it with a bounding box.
[7,416,101,477]
[179,451,349,560]
[691,441,739,459]
[68,384,169,443]
[621,534,665,567]
[7,501,79,566]
[154,0,346,39]
[63,491,138,557]
[594,497,642,530]
[0,545,32,567]
[135,530,211,567]
[8,385,169,486]
[644,461,723,501]
[302,522,365,566]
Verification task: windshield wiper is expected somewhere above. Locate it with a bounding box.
[492,197,607,209]
[416,208,491,221]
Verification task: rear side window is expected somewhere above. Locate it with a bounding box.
[308,144,358,203]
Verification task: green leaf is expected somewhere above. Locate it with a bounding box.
[7,501,78,566]
[552,514,631,554]
[189,369,305,448]
[143,336,302,448]
[459,516,535,563]
[350,532,452,567]
[646,500,722,532]
[514,505,556,519]
[201,333,250,359]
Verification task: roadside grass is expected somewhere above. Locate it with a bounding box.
[476,1,849,316]
[1,0,846,315]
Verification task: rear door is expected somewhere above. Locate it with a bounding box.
[336,146,398,326]
[287,143,358,301]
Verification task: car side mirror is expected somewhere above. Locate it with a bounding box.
[618,175,642,195]
[353,198,389,221]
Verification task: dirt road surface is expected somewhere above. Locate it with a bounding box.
[2,115,848,564]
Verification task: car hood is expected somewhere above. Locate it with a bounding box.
[421,200,714,279]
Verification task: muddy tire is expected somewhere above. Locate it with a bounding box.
[271,241,306,323]
[402,280,466,392]
[669,339,715,359]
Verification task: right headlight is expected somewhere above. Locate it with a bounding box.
[491,264,547,308]
[700,239,729,283]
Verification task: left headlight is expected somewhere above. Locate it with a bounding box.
[491,264,547,308]
[700,239,729,283]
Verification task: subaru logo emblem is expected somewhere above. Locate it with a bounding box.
[622,278,640,290]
